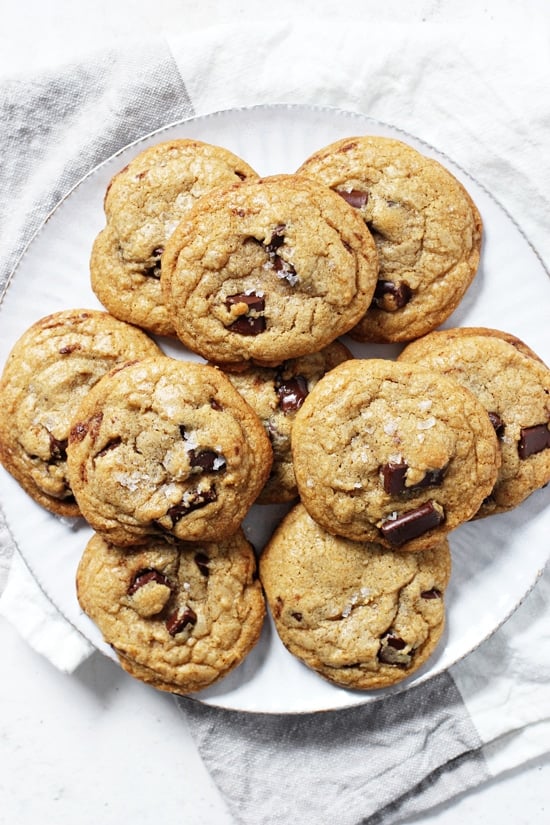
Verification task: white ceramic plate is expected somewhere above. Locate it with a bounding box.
[1,104,549,714]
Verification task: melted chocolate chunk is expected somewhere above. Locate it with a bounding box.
[265,224,286,254]
[127,568,172,595]
[518,423,550,459]
[188,449,226,473]
[337,189,369,209]
[420,588,442,600]
[194,552,210,577]
[165,607,197,636]
[380,501,445,546]
[381,461,447,495]
[371,279,412,312]
[167,488,217,522]
[48,434,68,463]
[226,291,266,336]
[275,374,309,413]
[488,411,505,438]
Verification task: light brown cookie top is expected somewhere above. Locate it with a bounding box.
[260,504,451,690]
[66,357,273,546]
[161,174,379,367]
[291,358,500,550]
[91,139,259,336]
[297,135,482,343]
[398,327,550,516]
[0,309,162,516]
[77,530,265,694]
[215,341,353,504]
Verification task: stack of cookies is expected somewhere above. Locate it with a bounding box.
[1,134,548,696]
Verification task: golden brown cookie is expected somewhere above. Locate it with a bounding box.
[291,358,500,550]
[90,139,259,336]
[260,504,451,690]
[398,327,550,516]
[77,530,265,694]
[66,357,273,545]
[0,309,162,516]
[215,341,353,503]
[161,174,379,367]
[297,135,482,342]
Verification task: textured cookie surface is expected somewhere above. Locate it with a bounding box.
[399,328,550,515]
[91,139,259,336]
[66,357,272,545]
[77,530,265,694]
[297,136,482,342]
[0,309,162,515]
[217,341,352,503]
[292,358,500,550]
[161,174,378,367]
[260,504,451,690]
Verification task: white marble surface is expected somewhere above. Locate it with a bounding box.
[1,2,550,823]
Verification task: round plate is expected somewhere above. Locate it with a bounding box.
[1,104,549,713]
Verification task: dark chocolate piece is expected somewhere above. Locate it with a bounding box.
[128,568,172,596]
[165,607,197,636]
[226,291,266,336]
[380,500,445,546]
[48,434,68,463]
[188,449,226,473]
[518,423,550,459]
[488,411,505,438]
[371,279,412,312]
[275,374,309,413]
[167,488,217,522]
[194,552,210,577]
[420,588,442,600]
[337,189,369,209]
[381,461,447,495]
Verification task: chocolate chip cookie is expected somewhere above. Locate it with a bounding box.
[291,358,500,550]
[66,357,273,545]
[398,327,550,516]
[297,135,482,343]
[0,309,162,516]
[260,504,451,690]
[215,341,353,503]
[91,139,259,336]
[77,529,265,694]
[161,174,379,367]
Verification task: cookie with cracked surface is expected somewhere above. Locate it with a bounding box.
[215,341,353,504]
[66,357,273,545]
[259,504,451,690]
[76,530,265,694]
[291,358,500,551]
[398,327,550,516]
[90,139,259,336]
[0,309,162,516]
[161,173,378,367]
[296,135,482,343]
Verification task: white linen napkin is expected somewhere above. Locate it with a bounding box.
[1,11,550,825]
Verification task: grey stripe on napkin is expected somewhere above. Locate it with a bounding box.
[0,44,193,591]
[180,671,488,825]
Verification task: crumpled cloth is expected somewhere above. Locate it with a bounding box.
[1,10,550,825]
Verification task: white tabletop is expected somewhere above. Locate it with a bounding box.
[1,2,549,823]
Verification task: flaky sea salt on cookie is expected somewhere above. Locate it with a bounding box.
[77,530,265,694]
[297,135,482,343]
[0,309,162,516]
[91,138,259,336]
[161,174,378,367]
[66,357,272,545]
[292,358,500,551]
[260,504,451,690]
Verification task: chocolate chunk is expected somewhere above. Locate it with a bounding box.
[371,279,412,312]
[275,374,309,413]
[271,255,298,283]
[167,488,217,522]
[378,633,412,666]
[188,449,226,473]
[337,189,369,209]
[94,436,122,459]
[291,611,303,621]
[165,607,197,636]
[48,434,68,463]
[194,552,210,577]
[265,224,286,254]
[381,461,447,495]
[488,411,505,438]
[381,461,408,495]
[380,500,445,546]
[226,292,265,312]
[226,291,266,336]
[518,423,550,459]
[127,568,172,595]
[420,588,442,600]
